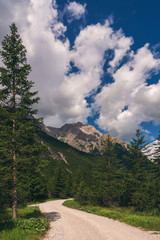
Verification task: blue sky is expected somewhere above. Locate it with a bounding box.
[59,0,160,48]
[0,0,160,142]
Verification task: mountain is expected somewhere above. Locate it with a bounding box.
[42,122,128,154]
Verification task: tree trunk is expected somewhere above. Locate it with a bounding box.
[12,118,18,220]
[12,78,18,220]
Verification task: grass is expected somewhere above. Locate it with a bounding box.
[0,206,49,240]
[63,200,160,232]
[0,228,40,240]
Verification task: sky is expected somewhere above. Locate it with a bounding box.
[0,0,160,143]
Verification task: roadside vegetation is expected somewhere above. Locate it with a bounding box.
[63,200,160,232]
[0,206,49,240]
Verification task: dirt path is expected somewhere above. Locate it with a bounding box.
[38,200,160,240]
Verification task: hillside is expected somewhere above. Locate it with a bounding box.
[39,122,128,174]
[40,131,98,171]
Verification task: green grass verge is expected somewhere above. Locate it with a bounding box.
[63,200,160,232]
[0,206,49,240]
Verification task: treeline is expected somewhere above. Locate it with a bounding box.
[35,128,160,212]
[37,128,160,212]
[72,130,160,211]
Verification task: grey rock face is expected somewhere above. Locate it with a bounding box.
[43,122,127,153]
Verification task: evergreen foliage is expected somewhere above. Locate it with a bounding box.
[73,136,126,206]
[72,130,160,211]
[0,23,46,218]
[48,163,69,198]
[127,129,150,173]
[91,136,123,206]
[124,129,152,210]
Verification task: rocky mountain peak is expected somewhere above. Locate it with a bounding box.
[80,124,103,137]
[43,122,127,153]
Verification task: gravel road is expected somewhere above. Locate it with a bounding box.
[38,200,160,240]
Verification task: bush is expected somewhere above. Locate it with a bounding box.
[16,218,50,233]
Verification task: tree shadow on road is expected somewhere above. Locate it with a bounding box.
[43,212,61,222]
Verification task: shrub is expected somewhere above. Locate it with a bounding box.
[16,218,50,233]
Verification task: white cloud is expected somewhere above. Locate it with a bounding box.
[21,1,70,125]
[51,20,133,127]
[65,1,86,21]
[95,44,160,141]
[23,15,132,128]
[0,0,70,127]
[0,0,29,41]
[1,0,160,141]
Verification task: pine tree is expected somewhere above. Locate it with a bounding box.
[126,129,152,210]
[0,23,44,219]
[127,129,150,175]
[92,136,126,206]
[75,180,92,205]
[51,163,67,198]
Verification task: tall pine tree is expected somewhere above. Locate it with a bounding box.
[126,129,151,210]
[0,23,45,219]
[91,136,125,206]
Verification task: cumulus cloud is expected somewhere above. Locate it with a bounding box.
[21,0,70,126]
[0,0,30,41]
[49,20,133,127]
[0,0,160,141]
[23,12,132,128]
[65,1,86,21]
[95,44,160,141]
[0,0,69,127]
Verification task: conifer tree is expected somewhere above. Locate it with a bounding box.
[0,23,44,219]
[92,136,125,206]
[127,129,150,175]
[52,164,66,198]
[126,129,151,210]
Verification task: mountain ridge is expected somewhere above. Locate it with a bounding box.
[43,122,128,153]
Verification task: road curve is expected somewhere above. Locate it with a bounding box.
[38,200,159,240]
